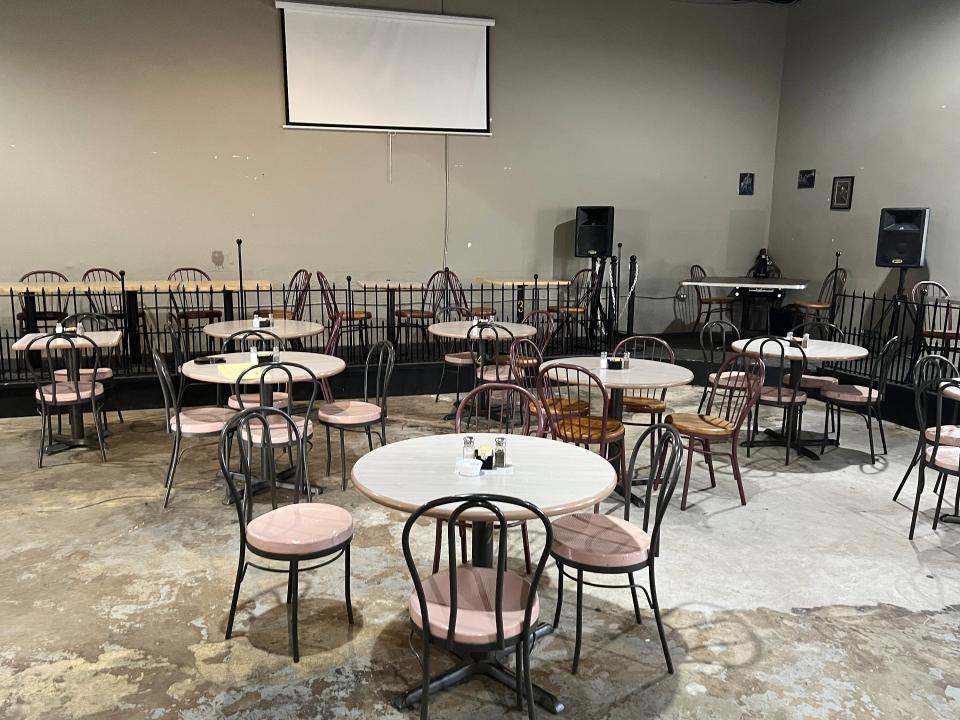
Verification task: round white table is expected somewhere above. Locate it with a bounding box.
[351,431,616,714]
[181,351,345,406]
[731,337,868,460]
[542,356,694,420]
[426,320,536,340]
[202,319,325,341]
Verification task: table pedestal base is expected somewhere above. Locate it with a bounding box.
[395,623,563,715]
[740,428,838,462]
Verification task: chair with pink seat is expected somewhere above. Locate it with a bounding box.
[26,332,109,467]
[317,340,394,491]
[551,423,683,675]
[219,407,354,663]
[911,377,960,540]
[152,345,236,509]
[402,493,552,719]
[746,336,808,466]
[218,328,288,411]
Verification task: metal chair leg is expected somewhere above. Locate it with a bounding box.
[894,435,923,501]
[288,560,300,662]
[649,563,673,674]
[225,547,246,640]
[339,429,347,491]
[553,562,564,628]
[628,571,642,624]
[572,568,584,674]
[909,464,926,540]
[344,544,354,625]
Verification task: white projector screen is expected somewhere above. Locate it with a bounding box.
[277,2,494,134]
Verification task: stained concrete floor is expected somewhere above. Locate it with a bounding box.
[1,387,959,719]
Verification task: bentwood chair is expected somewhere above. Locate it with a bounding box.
[536,363,627,486]
[403,494,552,720]
[666,353,764,510]
[269,269,311,320]
[910,378,960,540]
[219,329,288,410]
[446,269,496,319]
[396,269,447,353]
[168,267,222,357]
[219,408,354,663]
[232,362,318,455]
[81,267,124,319]
[316,271,371,354]
[548,268,598,348]
[153,345,235,509]
[60,313,124,426]
[434,306,476,403]
[794,267,847,321]
[437,383,545,575]
[699,320,743,391]
[747,337,808,466]
[689,264,733,329]
[784,321,845,392]
[819,337,900,465]
[509,339,589,433]
[320,314,344,404]
[26,332,109,467]
[17,270,70,334]
[614,336,676,432]
[894,354,960,511]
[913,281,957,355]
[552,424,683,675]
[317,340,395,491]
[492,309,556,372]
[474,322,516,385]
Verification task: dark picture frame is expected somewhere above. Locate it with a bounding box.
[797,169,816,189]
[739,172,755,196]
[831,176,854,210]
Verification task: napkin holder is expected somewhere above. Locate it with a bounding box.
[607,356,624,370]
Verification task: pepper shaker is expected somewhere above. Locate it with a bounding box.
[494,437,506,469]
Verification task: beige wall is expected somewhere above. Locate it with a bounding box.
[1,0,787,330]
[768,0,960,300]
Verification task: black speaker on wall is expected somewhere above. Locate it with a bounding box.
[575,206,614,258]
[876,207,930,268]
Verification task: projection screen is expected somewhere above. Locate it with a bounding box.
[277,2,494,134]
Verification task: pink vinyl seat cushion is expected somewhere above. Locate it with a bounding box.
[227,391,290,410]
[409,566,539,645]
[551,513,651,568]
[821,384,879,404]
[170,406,236,435]
[246,503,353,556]
[317,400,382,426]
[36,381,104,403]
[53,367,114,382]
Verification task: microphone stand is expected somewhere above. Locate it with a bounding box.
[236,238,245,319]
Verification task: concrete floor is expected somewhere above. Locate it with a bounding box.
[1,387,959,719]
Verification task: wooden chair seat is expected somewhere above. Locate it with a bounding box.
[554,415,625,444]
[464,306,496,318]
[395,309,434,319]
[795,301,831,310]
[338,310,372,321]
[528,397,590,416]
[623,396,667,413]
[666,412,734,438]
[176,309,222,321]
[16,310,68,322]
[264,308,297,320]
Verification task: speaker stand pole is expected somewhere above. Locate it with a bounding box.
[236,238,245,319]
[872,266,915,345]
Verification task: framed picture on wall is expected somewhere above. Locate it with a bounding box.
[739,172,755,196]
[797,169,816,189]
[830,176,854,210]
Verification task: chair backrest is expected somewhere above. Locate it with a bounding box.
[444,268,470,312]
[522,309,557,353]
[700,353,764,431]
[699,319,740,368]
[920,377,960,465]
[218,407,311,535]
[817,267,848,305]
[468,321,515,384]
[454,382,543,436]
[402,493,552,651]
[283,269,311,320]
[423,269,453,315]
[913,280,954,336]
[165,313,187,371]
[233,361,319,420]
[750,336,805,403]
[219,329,286,354]
[624,425,683,552]
[168,267,213,313]
[151,344,178,424]
[363,340,395,416]
[536,362,611,450]
[689,264,708,303]
[324,314,343,355]
[912,280,949,305]
[790,320,845,341]
[315,270,338,321]
[567,267,598,311]
[911,354,959,428]
[18,270,69,314]
[81,268,122,315]
[869,337,901,400]
[508,338,543,396]
[25,332,102,406]
[62,313,120,368]
[615,335,675,400]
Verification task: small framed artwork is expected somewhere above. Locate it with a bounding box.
[797,169,816,189]
[739,172,755,196]
[830,176,854,210]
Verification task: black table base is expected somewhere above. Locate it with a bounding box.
[741,428,838,462]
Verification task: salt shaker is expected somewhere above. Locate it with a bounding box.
[272,342,281,363]
[252,313,260,329]
[55,322,63,334]
[268,312,275,326]
[76,320,85,335]
[462,435,475,459]
[600,351,608,369]
[623,351,631,369]
[249,346,257,365]
[494,437,506,469]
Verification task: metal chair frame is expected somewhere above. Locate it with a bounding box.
[909,378,960,539]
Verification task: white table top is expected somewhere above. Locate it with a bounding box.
[682,276,808,290]
[202,319,325,340]
[732,337,868,362]
[181,351,345,385]
[542,356,694,390]
[352,433,617,521]
[427,320,537,340]
[13,330,123,351]
[476,278,571,287]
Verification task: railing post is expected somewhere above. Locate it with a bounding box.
[608,253,619,352]
[626,255,637,337]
